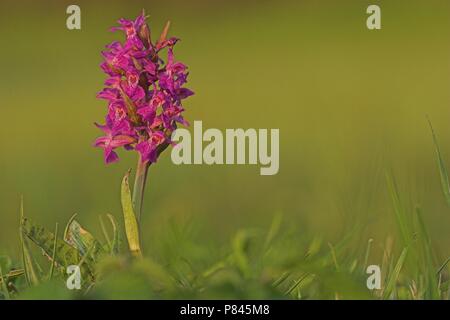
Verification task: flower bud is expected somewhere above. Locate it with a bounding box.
[138,23,152,49]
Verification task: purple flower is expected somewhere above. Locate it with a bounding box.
[94,11,193,164]
[94,123,136,163]
[135,131,166,163]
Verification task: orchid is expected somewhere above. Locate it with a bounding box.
[94,12,194,256]
[95,12,193,165]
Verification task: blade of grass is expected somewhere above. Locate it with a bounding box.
[231,230,252,278]
[107,214,120,255]
[78,243,96,269]
[48,223,58,280]
[63,213,78,242]
[385,173,411,247]
[202,261,226,279]
[428,117,450,207]
[437,257,450,276]
[305,236,322,259]
[19,197,40,286]
[99,215,112,253]
[328,242,340,272]
[285,273,309,296]
[0,269,25,295]
[0,265,10,300]
[263,212,283,252]
[415,207,439,299]
[272,271,291,288]
[383,247,408,299]
[363,238,373,270]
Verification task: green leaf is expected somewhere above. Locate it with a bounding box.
[21,217,94,282]
[428,118,450,207]
[64,216,104,259]
[121,170,142,258]
[22,217,79,266]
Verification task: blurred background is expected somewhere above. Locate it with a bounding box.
[0,0,450,263]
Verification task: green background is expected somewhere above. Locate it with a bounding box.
[1,0,450,265]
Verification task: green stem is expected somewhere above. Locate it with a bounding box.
[132,155,150,223]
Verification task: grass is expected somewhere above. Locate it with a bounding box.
[1,121,450,300]
[1,121,450,299]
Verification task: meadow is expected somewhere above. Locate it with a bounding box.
[1,0,450,299]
